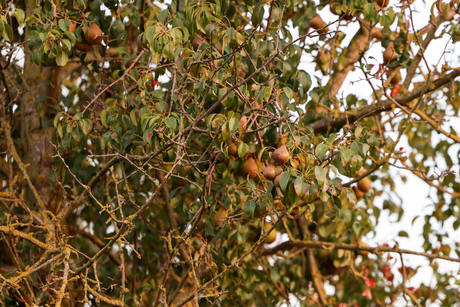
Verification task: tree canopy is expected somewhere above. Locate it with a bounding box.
[1,0,460,306]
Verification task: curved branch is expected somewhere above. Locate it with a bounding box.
[256,240,460,264]
[309,68,460,134]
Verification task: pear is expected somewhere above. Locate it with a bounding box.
[374,0,389,8]
[69,22,77,32]
[228,142,238,156]
[357,177,372,193]
[239,115,248,132]
[192,34,207,51]
[273,145,290,165]
[383,41,395,62]
[309,14,324,29]
[75,42,93,52]
[353,185,364,200]
[263,164,277,181]
[274,173,282,187]
[241,158,259,179]
[214,206,227,228]
[83,23,103,45]
[371,28,384,41]
[388,69,401,85]
[264,222,277,244]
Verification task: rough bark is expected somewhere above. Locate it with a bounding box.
[21,0,62,213]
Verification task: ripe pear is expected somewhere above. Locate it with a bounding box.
[264,222,277,244]
[370,28,384,41]
[239,115,248,132]
[357,177,372,193]
[83,23,103,45]
[241,158,259,179]
[214,206,227,228]
[388,69,402,85]
[273,145,290,165]
[353,185,364,200]
[274,173,282,187]
[316,51,329,65]
[192,34,207,51]
[383,41,395,62]
[374,0,389,8]
[69,22,77,32]
[309,14,325,30]
[75,42,93,51]
[228,142,238,156]
[263,164,277,181]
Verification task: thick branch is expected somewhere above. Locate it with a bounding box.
[309,69,460,134]
[256,240,460,264]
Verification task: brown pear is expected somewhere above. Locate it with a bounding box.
[228,142,238,156]
[239,115,248,132]
[75,42,93,51]
[316,51,329,65]
[69,22,77,32]
[370,28,384,41]
[353,185,364,200]
[374,0,389,8]
[263,164,277,181]
[83,23,103,45]
[388,69,401,85]
[274,173,282,187]
[214,206,227,228]
[241,158,259,179]
[357,177,372,193]
[383,41,395,62]
[309,14,325,30]
[192,34,207,51]
[273,145,290,165]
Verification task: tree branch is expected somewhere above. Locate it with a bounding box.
[309,68,460,134]
[256,240,460,264]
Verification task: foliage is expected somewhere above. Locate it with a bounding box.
[0,0,460,306]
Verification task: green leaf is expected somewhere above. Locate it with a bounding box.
[398,231,409,237]
[237,142,247,158]
[165,117,177,131]
[56,52,69,66]
[243,200,256,219]
[78,119,93,135]
[293,177,308,198]
[339,147,353,164]
[266,184,275,202]
[315,166,326,183]
[315,143,328,160]
[130,110,138,126]
[283,87,294,100]
[58,18,70,31]
[333,196,342,209]
[57,124,63,138]
[279,170,291,192]
[363,3,378,23]
[162,42,175,60]
[13,9,25,27]
[101,110,108,127]
[2,21,13,42]
[102,131,111,149]
[105,98,117,109]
